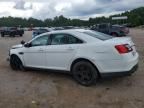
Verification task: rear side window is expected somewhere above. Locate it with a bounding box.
[99,24,107,29]
[82,30,113,41]
[50,34,83,45]
[51,34,67,45]
[68,35,83,44]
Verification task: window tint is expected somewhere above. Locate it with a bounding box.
[68,35,83,44]
[99,24,107,29]
[31,35,48,46]
[51,34,67,45]
[51,34,83,45]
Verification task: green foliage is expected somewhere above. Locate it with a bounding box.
[0,7,143,27]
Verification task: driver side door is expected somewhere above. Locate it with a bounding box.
[23,35,49,68]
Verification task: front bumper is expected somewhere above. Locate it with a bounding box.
[100,64,138,78]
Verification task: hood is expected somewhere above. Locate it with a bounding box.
[12,44,23,49]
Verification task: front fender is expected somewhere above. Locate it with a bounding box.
[10,49,24,65]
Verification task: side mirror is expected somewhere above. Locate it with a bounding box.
[24,43,32,48]
[21,40,25,45]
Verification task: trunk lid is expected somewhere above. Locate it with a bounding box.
[105,37,137,56]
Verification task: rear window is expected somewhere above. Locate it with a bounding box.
[82,30,113,41]
[99,24,107,29]
[10,28,17,30]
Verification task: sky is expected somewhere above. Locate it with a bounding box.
[0,0,144,20]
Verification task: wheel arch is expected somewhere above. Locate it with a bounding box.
[10,54,23,64]
[70,58,101,77]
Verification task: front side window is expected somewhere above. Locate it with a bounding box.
[31,35,49,46]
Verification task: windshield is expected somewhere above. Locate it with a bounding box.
[82,30,113,41]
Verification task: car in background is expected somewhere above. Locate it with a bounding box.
[91,23,129,37]
[9,29,138,86]
[53,27,65,31]
[32,28,53,38]
[1,27,24,37]
[23,27,29,31]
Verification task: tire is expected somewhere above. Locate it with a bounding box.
[20,34,23,37]
[72,61,98,86]
[10,55,24,71]
[1,33,4,37]
[111,32,118,37]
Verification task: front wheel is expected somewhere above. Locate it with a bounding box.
[1,33,4,37]
[10,55,24,70]
[72,61,98,86]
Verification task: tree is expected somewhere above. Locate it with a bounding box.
[0,7,143,27]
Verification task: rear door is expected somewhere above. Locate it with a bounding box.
[45,33,83,70]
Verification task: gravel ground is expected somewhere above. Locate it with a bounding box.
[0,29,144,108]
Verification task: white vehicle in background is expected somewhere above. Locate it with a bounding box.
[9,29,139,86]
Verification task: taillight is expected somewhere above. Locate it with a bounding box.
[115,44,133,54]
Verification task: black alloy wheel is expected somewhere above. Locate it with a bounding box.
[72,61,98,86]
[10,56,24,70]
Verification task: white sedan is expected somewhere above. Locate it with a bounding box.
[9,29,139,86]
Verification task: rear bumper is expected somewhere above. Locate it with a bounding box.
[101,64,138,78]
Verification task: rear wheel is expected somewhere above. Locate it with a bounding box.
[20,34,23,37]
[1,33,4,37]
[10,55,24,70]
[111,32,118,37]
[72,61,98,86]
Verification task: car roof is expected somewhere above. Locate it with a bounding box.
[42,29,88,33]
[37,29,101,43]
[112,25,125,28]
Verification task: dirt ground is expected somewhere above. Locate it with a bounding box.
[0,29,144,108]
